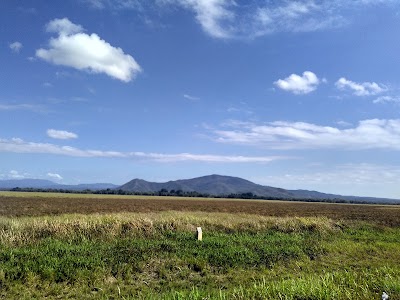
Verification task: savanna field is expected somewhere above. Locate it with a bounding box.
[1,192,400,299]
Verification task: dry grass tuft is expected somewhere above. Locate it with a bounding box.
[0,211,341,246]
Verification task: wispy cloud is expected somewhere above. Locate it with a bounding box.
[1,170,32,180]
[84,0,395,39]
[8,170,27,179]
[0,103,47,113]
[335,77,387,96]
[9,41,23,53]
[373,95,400,104]
[36,18,142,82]
[175,0,234,39]
[84,0,143,10]
[213,119,400,150]
[183,93,200,101]
[274,71,320,94]
[47,129,78,140]
[0,137,285,163]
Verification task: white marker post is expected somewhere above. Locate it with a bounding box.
[196,227,202,241]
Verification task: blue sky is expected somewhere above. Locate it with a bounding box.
[1,0,400,198]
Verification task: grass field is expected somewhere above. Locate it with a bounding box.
[1,192,400,299]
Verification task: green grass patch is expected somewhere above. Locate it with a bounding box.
[1,212,400,299]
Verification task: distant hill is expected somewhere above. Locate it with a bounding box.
[0,179,118,191]
[120,174,295,198]
[120,174,400,204]
[0,179,57,189]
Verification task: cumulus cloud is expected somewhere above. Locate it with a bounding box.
[0,137,284,163]
[9,41,23,53]
[213,119,400,150]
[274,71,320,94]
[36,18,142,82]
[47,173,63,180]
[335,77,387,96]
[47,129,78,140]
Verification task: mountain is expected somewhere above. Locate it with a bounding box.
[119,174,400,203]
[119,175,293,198]
[0,179,118,191]
[0,179,58,189]
[121,174,300,198]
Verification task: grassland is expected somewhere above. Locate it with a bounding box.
[1,192,400,299]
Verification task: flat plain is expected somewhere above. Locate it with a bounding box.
[1,191,400,225]
[1,191,400,299]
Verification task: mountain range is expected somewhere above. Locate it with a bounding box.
[0,179,118,191]
[119,174,399,203]
[0,175,398,203]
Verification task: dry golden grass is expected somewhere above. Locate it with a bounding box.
[0,211,339,246]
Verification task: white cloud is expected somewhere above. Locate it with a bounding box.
[253,1,346,36]
[0,137,285,163]
[274,71,320,94]
[176,0,234,38]
[335,77,387,96]
[183,94,200,101]
[9,41,23,53]
[36,18,142,82]
[45,18,84,35]
[47,173,63,180]
[47,129,78,140]
[43,82,53,88]
[0,103,47,113]
[213,119,400,150]
[158,0,347,38]
[373,96,400,104]
[84,0,142,10]
[336,120,353,127]
[8,170,26,179]
[80,1,395,39]
[132,152,284,163]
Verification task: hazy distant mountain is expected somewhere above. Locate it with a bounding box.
[119,174,400,203]
[0,179,58,189]
[0,179,118,191]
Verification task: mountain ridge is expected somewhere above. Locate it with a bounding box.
[119,174,399,203]
[1,175,398,203]
[0,179,118,191]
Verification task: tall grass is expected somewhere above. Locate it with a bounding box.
[1,212,400,299]
[0,212,339,246]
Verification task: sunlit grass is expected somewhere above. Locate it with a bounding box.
[1,211,400,299]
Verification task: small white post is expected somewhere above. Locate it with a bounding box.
[196,227,202,241]
[382,292,389,300]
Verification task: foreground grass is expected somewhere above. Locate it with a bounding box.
[1,212,400,299]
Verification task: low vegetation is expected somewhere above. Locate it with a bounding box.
[1,192,400,299]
